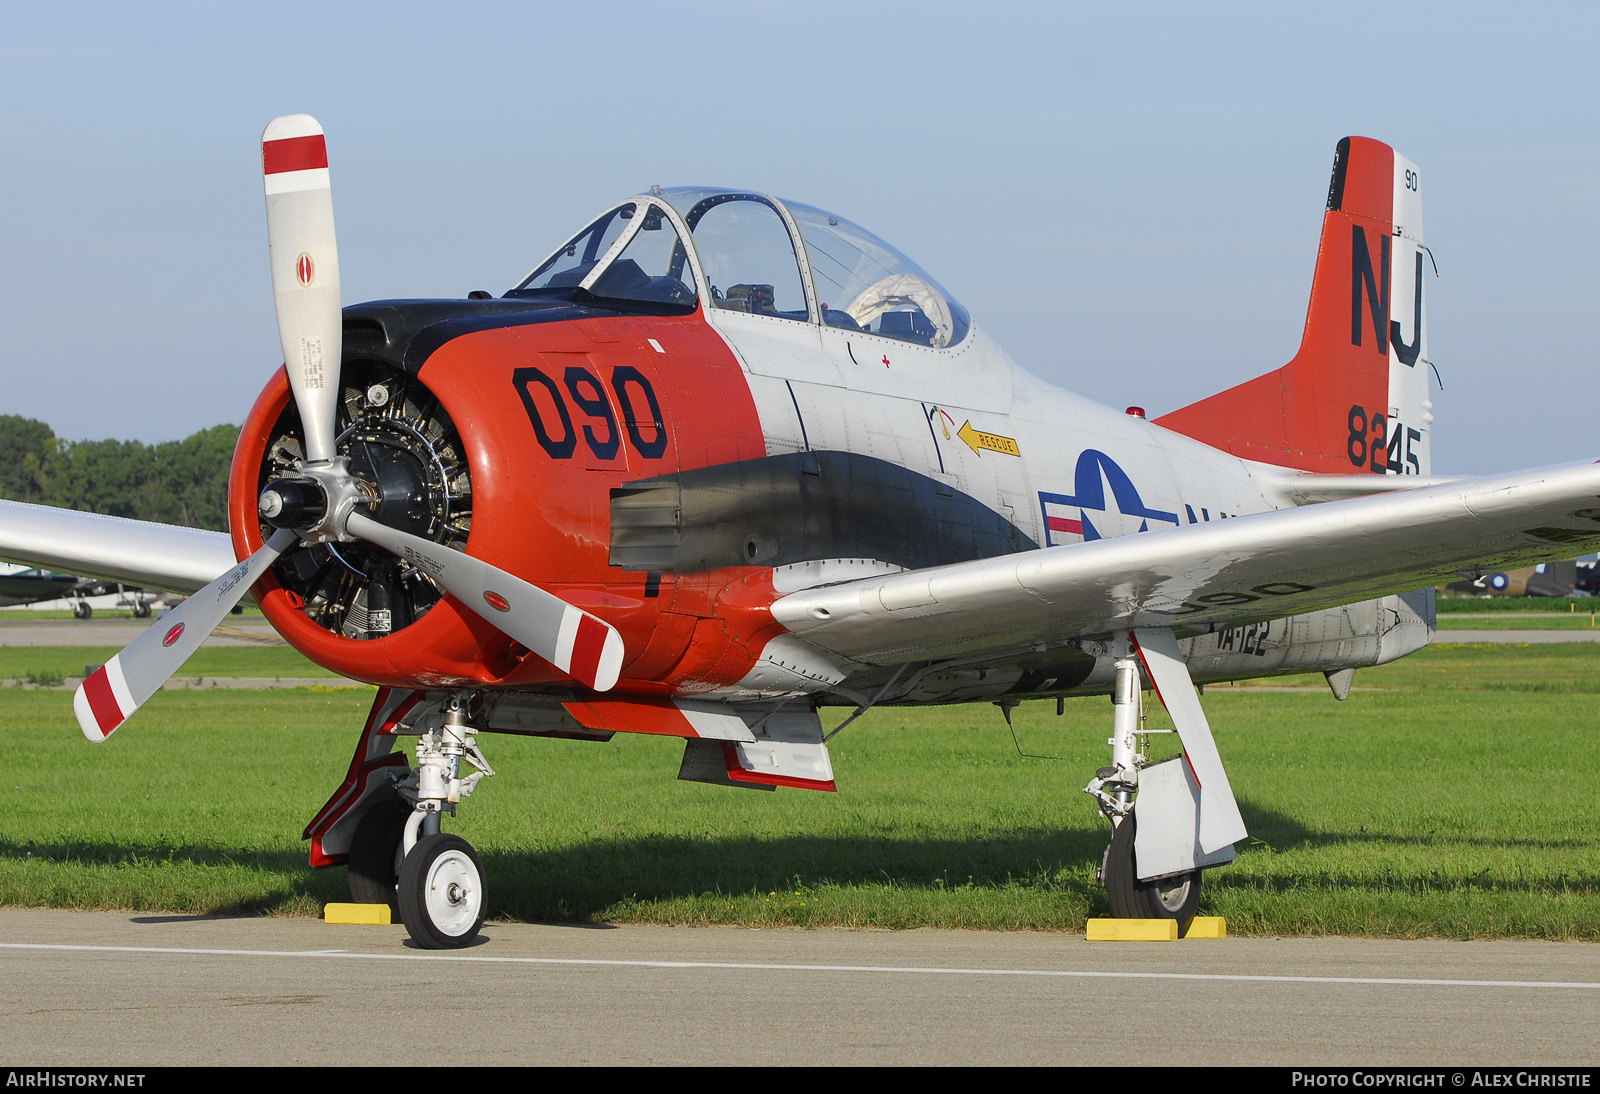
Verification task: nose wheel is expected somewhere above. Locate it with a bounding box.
[398,833,487,949]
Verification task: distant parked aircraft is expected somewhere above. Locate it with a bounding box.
[0,567,156,619]
[1445,559,1579,598]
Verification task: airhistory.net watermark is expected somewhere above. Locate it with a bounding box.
[5,1074,145,1088]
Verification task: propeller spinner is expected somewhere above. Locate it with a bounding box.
[72,116,624,743]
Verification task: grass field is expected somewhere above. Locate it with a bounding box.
[0,642,1597,937]
[0,605,268,622]
[1435,596,1595,613]
[0,644,336,684]
[1436,616,1600,630]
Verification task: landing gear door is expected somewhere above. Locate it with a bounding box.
[1132,626,1248,854]
[1132,756,1239,882]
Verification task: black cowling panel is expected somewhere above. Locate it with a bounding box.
[339,298,574,377]
[610,450,1037,573]
[339,290,694,377]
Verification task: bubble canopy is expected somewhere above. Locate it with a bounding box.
[510,188,970,349]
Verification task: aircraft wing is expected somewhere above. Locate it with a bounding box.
[0,499,236,595]
[771,460,1600,664]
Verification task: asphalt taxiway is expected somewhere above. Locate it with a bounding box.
[0,910,1595,1065]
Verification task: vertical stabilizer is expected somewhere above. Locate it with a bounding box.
[1157,137,1432,476]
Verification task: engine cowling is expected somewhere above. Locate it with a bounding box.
[232,361,539,687]
[229,300,777,692]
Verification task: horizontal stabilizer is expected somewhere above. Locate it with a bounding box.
[1261,471,1457,507]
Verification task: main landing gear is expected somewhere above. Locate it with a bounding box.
[346,690,493,948]
[1083,642,1210,934]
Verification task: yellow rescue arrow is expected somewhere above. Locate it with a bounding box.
[956,420,1021,457]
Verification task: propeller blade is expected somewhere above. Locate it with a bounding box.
[346,512,625,692]
[263,114,342,465]
[73,529,299,742]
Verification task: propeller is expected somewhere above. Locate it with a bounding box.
[262,114,342,465]
[71,115,625,743]
[75,530,298,742]
[346,512,624,691]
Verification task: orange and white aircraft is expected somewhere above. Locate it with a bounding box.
[4,119,1596,947]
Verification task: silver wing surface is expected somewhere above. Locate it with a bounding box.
[0,499,236,595]
[772,460,1600,664]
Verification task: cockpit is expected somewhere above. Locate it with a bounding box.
[508,187,970,349]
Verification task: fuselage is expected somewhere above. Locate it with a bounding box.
[229,188,1434,707]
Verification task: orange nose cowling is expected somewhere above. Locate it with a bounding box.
[228,308,776,694]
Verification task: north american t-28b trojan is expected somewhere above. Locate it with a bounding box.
[5,117,1596,947]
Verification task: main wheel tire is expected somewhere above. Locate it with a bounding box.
[347,800,408,917]
[72,603,92,620]
[132,601,151,619]
[1103,811,1202,934]
[398,833,487,949]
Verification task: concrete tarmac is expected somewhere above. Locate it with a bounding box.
[0,909,1596,1066]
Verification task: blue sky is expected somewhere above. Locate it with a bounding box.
[1,1,1595,473]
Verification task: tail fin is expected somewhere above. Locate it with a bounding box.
[1156,136,1432,476]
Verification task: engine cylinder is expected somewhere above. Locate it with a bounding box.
[261,360,470,641]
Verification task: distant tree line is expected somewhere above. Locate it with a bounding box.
[0,414,239,532]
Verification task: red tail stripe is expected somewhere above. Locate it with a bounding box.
[263,134,328,175]
[568,614,610,686]
[82,666,124,738]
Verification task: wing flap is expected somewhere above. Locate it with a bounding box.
[772,460,1600,664]
[0,499,236,594]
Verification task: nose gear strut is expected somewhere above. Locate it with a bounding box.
[399,691,495,859]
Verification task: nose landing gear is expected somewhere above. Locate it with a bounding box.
[342,690,495,948]
[393,691,494,948]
